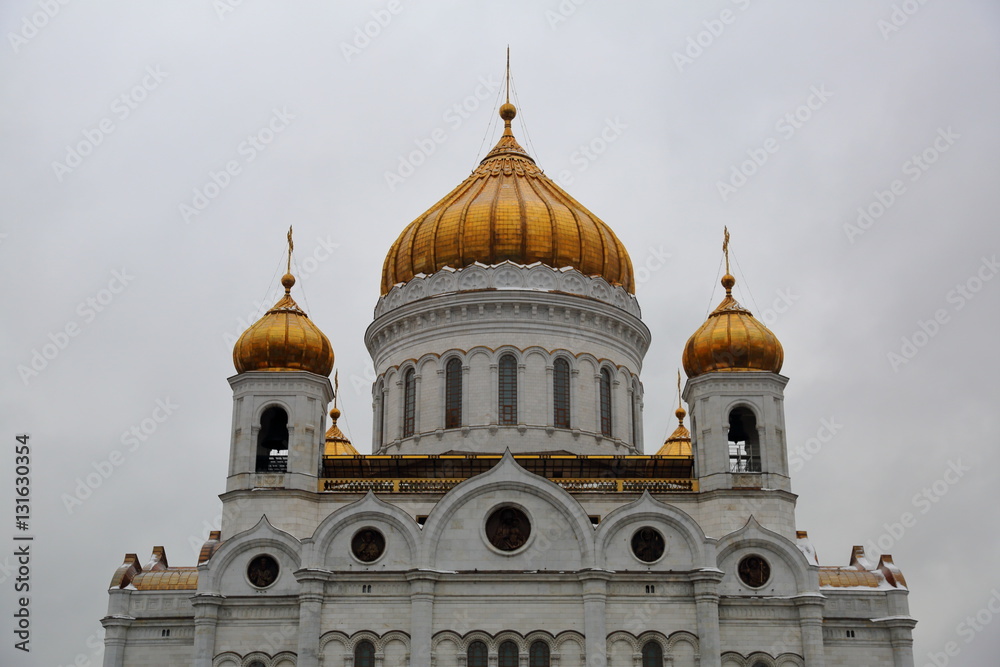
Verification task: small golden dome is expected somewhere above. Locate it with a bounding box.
[233,273,334,376]
[682,273,783,378]
[656,405,692,456]
[381,102,635,295]
[324,407,358,456]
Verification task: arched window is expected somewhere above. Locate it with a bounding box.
[641,641,662,667]
[256,406,288,472]
[728,406,760,472]
[375,380,385,447]
[498,354,517,425]
[599,368,613,437]
[530,640,550,667]
[402,368,416,438]
[355,639,375,667]
[498,640,518,667]
[467,640,488,667]
[553,358,570,428]
[630,386,639,445]
[445,358,462,429]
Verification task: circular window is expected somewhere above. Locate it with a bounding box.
[737,554,771,588]
[351,527,387,563]
[630,526,666,563]
[485,506,531,551]
[246,554,279,588]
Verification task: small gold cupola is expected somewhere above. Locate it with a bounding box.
[657,372,692,456]
[324,407,358,456]
[682,229,783,378]
[233,228,334,377]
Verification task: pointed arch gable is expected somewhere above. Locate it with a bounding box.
[308,491,420,569]
[716,517,818,592]
[420,452,595,567]
[198,515,301,593]
[594,491,715,568]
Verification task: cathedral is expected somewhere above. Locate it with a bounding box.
[101,91,917,667]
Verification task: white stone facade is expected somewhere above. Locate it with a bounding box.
[101,237,915,667]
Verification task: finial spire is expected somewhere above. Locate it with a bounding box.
[676,369,682,410]
[280,226,296,293]
[334,370,339,409]
[499,48,517,135]
[506,46,511,104]
[722,226,731,275]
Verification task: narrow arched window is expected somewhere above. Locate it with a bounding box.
[631,386,640,446]
[641,641,662,667]
[498,640,519,667]
[445,358,462,429]
[402,368,416,438]
[553,358,570,428]
[530,640,550,667]
[467,640,488,667]
[355,640,375,667]
[498,354,517,425]
[600,368,613,437]
[375,380,385,447]
[728,406,760,472]
[256,406,288,472]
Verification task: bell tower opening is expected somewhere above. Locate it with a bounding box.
[728,406,760,473]
[256,406,289,473]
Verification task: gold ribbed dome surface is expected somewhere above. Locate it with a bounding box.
[682,273,783,378]
[657,406,692,457]
[381,103,635,295]
[324,407,358,456]
[233,273,334,376]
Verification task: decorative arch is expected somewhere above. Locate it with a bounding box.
[197,516,301,594]
[308,491,420,569]
[212,653,242,667]
[318,631,351,655]
[606,631,639,653]
[715,517,817,592]
[665,630,700,654]
[551,630,586,654]
[594,491,715,568]
[419,451,596,567]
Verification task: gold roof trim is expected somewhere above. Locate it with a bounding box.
[325,407,359,456]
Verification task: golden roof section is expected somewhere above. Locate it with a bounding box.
[818,568,881,588]
[656,405,692,456]
[381,103,635,295]
[131,568,198,591]
[682,272,783,378]
[233,272,334,377]
[324,407,359,456]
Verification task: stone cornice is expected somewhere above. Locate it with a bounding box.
[376,261,641,319]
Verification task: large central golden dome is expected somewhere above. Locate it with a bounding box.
[381,103,635,295]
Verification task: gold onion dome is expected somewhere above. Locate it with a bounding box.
[657,405,692,456]
[381,102,635,295]
[233,273,334,376]
[324,407,358,456]
[682,273,783,378]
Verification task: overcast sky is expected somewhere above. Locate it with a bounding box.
[1,1,998,665]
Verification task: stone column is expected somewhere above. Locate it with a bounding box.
[100,614,133,667]
[792,593,826,667]
[579,569,612,667]
[690,569,724,667]
[407,570,439,667]
[881,617,917,667]
[191,593,225,667]
[296,575,325,667]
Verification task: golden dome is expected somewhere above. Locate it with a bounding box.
[324,407,358,456]
[381,103,635,295]
[233,273,334,376]
[682,273,783,378]
[656,405,692,456]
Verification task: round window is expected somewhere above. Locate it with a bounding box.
[351,527,387,563]
[630,527,666,563]
[246,554,279,588]
[485,506,531,551]
[737,554,771,588]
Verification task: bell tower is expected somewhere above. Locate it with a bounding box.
[226,228,335,496]
[680,230,794,537]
